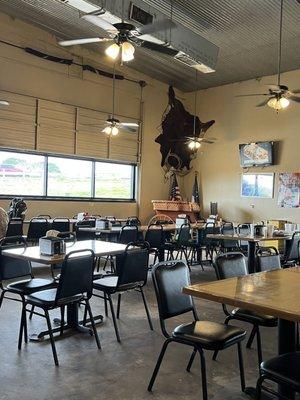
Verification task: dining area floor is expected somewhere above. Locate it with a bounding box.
[0,261,280,400]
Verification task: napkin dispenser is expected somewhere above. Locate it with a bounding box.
[95,219,109,230]
[176,217,188,229]
[39,236,65,256]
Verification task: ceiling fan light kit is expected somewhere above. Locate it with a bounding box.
[103,125,119,136]
[188,140,201,151]
[267,96,289,111]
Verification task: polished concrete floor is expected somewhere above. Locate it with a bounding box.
[0,261,282,400]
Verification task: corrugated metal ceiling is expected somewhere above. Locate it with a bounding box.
[0,0,299,91]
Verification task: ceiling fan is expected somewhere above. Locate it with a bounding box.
[236,0,300,112]
[58,7,178,62]
[84,64,139,136]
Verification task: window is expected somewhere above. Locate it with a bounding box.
[0,149,136,201]
[47,157,92,197]
[0,151,45,196]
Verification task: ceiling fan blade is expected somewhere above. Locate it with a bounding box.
[0,100,9,106]
[289,96,300,103]
[120,122,139,127]
[119,126,137,133]
[136,18,176,37]
[82,14,118,33]
[59,37,110,46]
[291,89,300,94]
[201,139,215,144]
[139,40,179,56]
[256,98,271,107]
[235,93,270,97]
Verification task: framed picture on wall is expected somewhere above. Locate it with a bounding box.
[241,173,274,198]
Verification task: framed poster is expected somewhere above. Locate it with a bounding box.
[278,173,300,208]
[241,173,274,198]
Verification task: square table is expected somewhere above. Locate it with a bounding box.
[183,267,300,399]
[2,240,128,340]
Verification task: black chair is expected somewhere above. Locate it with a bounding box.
[256,352,300,399]
[37,214,51,219]
[237,224,251,254]
[118,225,138,244]
[213,252,277,369]
[281,231,300,267]
[163,223,191,265]
[27,217,49,243]
[202,223,221,261]
[21,249,100,366]
[256,246,282,272]
[220,223,239,252]
[145,224,165,265]
[75,220,96,240]
[148,260,246,400]
[93,243,153,342]
[52,217,70,232]
[5,218,23,237]
[0,236,55,346]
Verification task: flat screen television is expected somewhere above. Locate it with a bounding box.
[239,141,274,167]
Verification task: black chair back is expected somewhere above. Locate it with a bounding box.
[176,223,190,246]
[256,246,281,272]
[27,218,49,241]
[52,218,70,232]
[118,225,138,244]
[237,224,251,249]
[6,218,23,237]
[152,260,195,322]
[214,252,248,279]
[221,223,238,249]
[126,216,141,226]
[57,231,76,243]
[145,224,164,249]
[284,231,300,263]
[75,220,96,240]
[115,243,149,288]
[37,214,51,219]
[55,249,95,303]
[0,237,31,280]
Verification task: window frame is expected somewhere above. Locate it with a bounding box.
[0,147,137,202]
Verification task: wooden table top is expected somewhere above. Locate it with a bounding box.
[206,233,292,242]
[183,268,300,322]
[79,222,205,234]
[23,218,127,224]
[2,240,127,265]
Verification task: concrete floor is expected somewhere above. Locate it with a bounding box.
[0,261,282,400]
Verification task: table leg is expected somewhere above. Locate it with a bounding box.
[278,319,296,399]
[29,303,103,341]
[247,241,256,273]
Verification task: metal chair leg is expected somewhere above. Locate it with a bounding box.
[147,338,172,391]
[117,293,121,319]
[85,299,101,349]
[256,327,263,370]
[104,292,108,317]
[213,316,232,361]
[237,342,246,392]
[18,301,26,350]
[255,375,265,400]
[140,287,153,330]
[45,309,59,366]
[246,325,257,349]
[108,294,121,342]
[29,305,35,320]
[0,290,5,309]
[198,348,208,400]
[60,306,65,336]
[186,348,197,372]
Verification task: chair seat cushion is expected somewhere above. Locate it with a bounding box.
[6,278,55,295]
[93,276,118,292]
[231,308,277,327]
[261,352,300,390]
[26,288,83,307]
[172,321,246,351]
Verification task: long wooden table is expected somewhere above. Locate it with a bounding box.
[183,267,300,399]
[2,240,127,340]
[206,233,292,273]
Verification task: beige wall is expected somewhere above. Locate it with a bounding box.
[0,12,173,222]
[185,69,300,223]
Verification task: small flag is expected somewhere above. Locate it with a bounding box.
[170,174,182,201]
[191,173,200,205]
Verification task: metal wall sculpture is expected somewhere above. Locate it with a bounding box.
[155,86,215,173]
